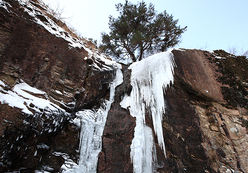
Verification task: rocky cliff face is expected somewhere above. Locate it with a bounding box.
[0,0,248,173]
[0,0,116,172]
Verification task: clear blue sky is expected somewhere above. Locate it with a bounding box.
[42,0,248,55]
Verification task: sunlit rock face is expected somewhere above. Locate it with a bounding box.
[1,0,248,173]
[161,49,248,173]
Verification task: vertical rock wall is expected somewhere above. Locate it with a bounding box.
[0,0,248,172]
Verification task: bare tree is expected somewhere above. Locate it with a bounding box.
[243,50,248,57]
[48,2,65,20]
[227,45,248,57]
[227,45,238,55]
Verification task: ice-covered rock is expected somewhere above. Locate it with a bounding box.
[121,50,175,172]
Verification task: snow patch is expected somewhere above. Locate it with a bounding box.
[37,143,50,150]
[0,80,6,87]
[55,90,63,95]
[215,56,226,59]
[120,50,175,172]
[0,80,69,115]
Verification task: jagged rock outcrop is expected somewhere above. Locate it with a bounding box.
[0,0,248,173]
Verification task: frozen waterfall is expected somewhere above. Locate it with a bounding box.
[120,50,175,173]
[62,63,123,173]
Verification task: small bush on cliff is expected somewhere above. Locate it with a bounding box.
[100,0,187,63]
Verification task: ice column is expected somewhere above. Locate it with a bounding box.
[63,63,123,173]
[120,50,175,173]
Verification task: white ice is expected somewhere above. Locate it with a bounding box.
[62,62,123,173]
[120,50,175,173]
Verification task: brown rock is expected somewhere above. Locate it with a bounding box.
[1,0,248,172]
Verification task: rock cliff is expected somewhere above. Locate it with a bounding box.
[0,0,247,172]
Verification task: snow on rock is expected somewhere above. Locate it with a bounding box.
[62,62,123,173]
[7,0,94,56]
[16,0,85,49]
[15,0,116,79]
[0,0,86,50]
[0,80,68,115]
[0,77,70,133]
[37,143,50,150]
[1,0,115,79]
[0,80,6,87]
[120,50,175,173]
[0,79,71,134]
[0,0,12,12]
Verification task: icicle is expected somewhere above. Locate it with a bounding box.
[62,63,123,173]
[120,50,175,173]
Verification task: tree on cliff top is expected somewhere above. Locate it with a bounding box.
[100,0,187,63]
